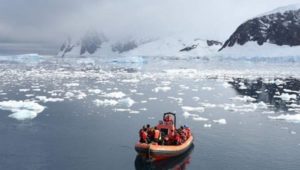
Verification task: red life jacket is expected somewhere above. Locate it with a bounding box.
[141,131,147,141]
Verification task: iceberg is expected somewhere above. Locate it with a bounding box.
[0,100,45,120]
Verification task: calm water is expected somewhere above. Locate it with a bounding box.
[0,56,300,170]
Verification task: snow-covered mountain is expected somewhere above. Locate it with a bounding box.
[219,4,300,57]
[57,31,222,58]
[124,37,222,58]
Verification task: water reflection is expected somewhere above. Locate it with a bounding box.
[135,144,194,170]
[229,78,300,111]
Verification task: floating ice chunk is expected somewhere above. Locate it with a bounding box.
[153,86,171,93]
[140,108,147,111]
[129,110,140,114]
[122,79,140,83]
[223,82,232,88]
[268,114,300,123]
[283,89,299,94]
[130,89,137,93]
[275,79,285,86]
[19,89,30,92]
[200,102,217,108]
[230,96,256,102]
[201,87,213,91]
[64,83,80,87]
[103,91,126,98]
[0,100,45,120]
[25,94,34,97]
[262,111,275,115]
[179,85,189,90]
[65,92,75,98]
[168,97,183,104]
[192,97,200,101]
[238,82,247,89]
[114,108,131,112]
[213,119,227,125]
[193,116,209,121]
[94,99,118,107]
[88,89,102,94]
[164,69,197,75]
[36,96,64,103]
[290,131,297,135]
[149,97,158,101]
[76,91,87,99]
[182,106,205,112]
[204,124,212,128]
[118,97,135,107]
[257,102,268,109]
[140,100,147,103]
[183,111,199,118]
[32,89,41,92]
[223,102,267,112]
[275,93,297,101]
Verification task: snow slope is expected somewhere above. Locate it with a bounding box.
[124,37,222,58]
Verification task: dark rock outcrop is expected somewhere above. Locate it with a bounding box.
[180,44,198,52]
[58,31,106,57]
[206,40,222,46]
[220,7,300,51]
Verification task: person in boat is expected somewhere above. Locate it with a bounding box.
[174,131,182,145]
[154,126,161,143]
[184,125,191,138]
[163,115,173,125]
[179,126,187,142]
[139,127,149,143]
[146,124,154,141]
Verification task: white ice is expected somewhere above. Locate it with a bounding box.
[268,114,300,123]
[0,100,45,120]
[213,119,227,125]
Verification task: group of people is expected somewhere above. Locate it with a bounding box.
[139,124,191,145]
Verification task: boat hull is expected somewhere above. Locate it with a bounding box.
[135,135,193,161]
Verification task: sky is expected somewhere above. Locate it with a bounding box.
[0,0,299,54]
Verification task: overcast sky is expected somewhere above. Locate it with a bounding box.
[0,0,299,54]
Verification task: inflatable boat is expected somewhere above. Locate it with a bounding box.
[135,112,194,161]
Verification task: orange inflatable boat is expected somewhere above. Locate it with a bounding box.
[135,112,194,161]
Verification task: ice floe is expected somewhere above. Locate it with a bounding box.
[88,89,102,94]
[193,116,209,121]
[19,89,30,92]
[36,96,64,103]
[268,114,300,123]
[118,97,135,107]
[0,100,45,120]
[192,97,200,101]
[274,93,297,101]
[182,106,205,112]
[183,111,199,118]
[94,97,135,107]
[94,99,118,107]
[200,102,217,108]
[204,124,212,128]
[223,102,267,112]
[102,91,126,98]
[168,97,183,104]
[64,83,80,87]
[153,86,171,93]
[201,87,213,91]
[230,96,256,102]
[213,119,227,125]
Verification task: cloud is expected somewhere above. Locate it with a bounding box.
[0,0,298,53]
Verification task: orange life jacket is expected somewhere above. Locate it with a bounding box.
[141,131,147,140]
